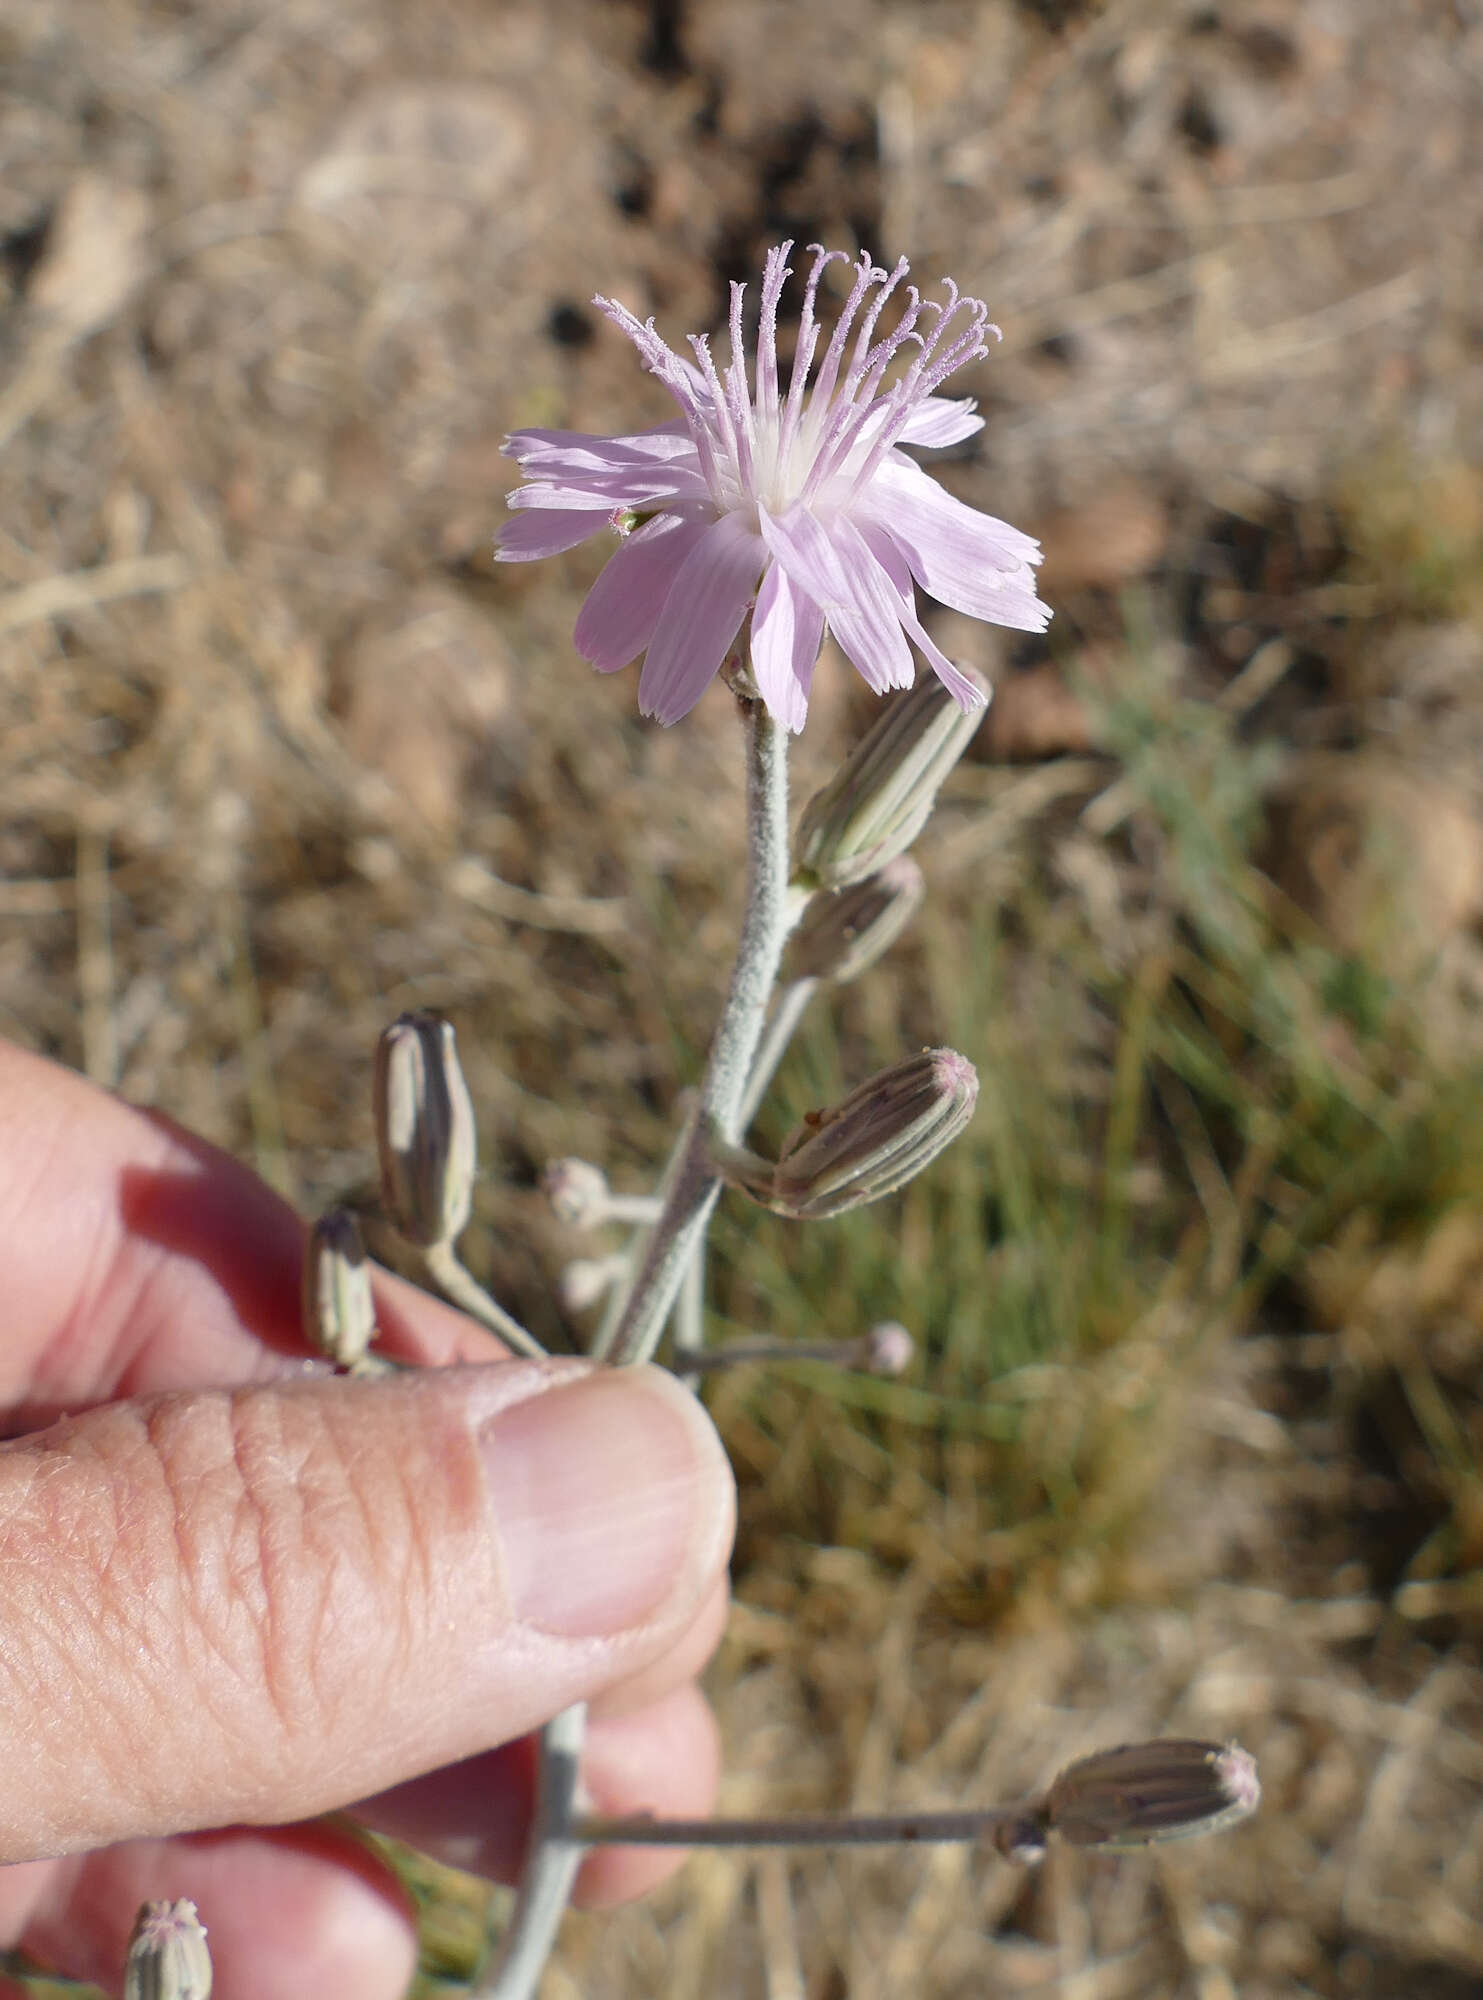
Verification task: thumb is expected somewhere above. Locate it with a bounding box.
[0,1359,734,1862]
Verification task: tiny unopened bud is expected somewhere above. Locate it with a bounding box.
[767,1048,978,1220]
[543,1157,611,1228]
[862,1320,916,1377]
[373,1011,477,1247]
[124,1899,212,2000]
[786,856,926,985]
[794,669,989,891]
[302,1208,379,1370]
[1046,1739,1260,1850]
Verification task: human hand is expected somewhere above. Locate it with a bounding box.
[0,1041,735,1999]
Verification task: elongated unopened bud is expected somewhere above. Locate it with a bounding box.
[1046,1739,1260,1850]
[786,856,926,985]
[373,1011,477,1247]
[303,1207,379,1370]
[124,1899,213,2000]
[794,668,989,891]
[766,1048,978,1220]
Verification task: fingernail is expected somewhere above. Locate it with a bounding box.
[480,1368,730,1638]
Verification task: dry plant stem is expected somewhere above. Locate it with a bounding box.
[473,1703,588,2000]
[604,701,792,1367]
[680,1335,871,1375]
[737,974,818,1132]
[591,1114,692,1356]
[419,1240,546,1360]
[672,1239,705,1364]
[573,1806,1032,1849]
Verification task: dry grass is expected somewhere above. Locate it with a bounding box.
[3,0,1483,1995]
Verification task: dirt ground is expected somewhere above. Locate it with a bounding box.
[3,0,1483,1994]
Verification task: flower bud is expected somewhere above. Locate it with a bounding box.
[543,1157,611,1229]
[767,1048,978,1220]
[793,668,989,890]
[302,1207,379,1370]
[373,1011,477,1248]
[862,1320,916,1377]
[124,1899,213,2000]
[1046,1739,1260,1850]
[785,856,926,985]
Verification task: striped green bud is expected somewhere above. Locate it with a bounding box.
[302,1207,380,1371]
[793,668,989,890]
[1046,1739,1260,1850]
[785,855,925,985]
[373,1011,477,1248]
[767,1047,978,1220]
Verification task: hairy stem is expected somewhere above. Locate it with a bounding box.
[603,702,791,1366]
[572,1804,1041,1851]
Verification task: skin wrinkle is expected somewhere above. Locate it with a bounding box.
[257,1398,416,1768]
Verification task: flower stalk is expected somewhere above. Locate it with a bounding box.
[572,1740,1260,1859]
[602,697,793,1365]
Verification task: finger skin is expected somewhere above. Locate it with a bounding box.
[0,1038,736,1989]
[0,1682,723,1997]
[0,1363,732,1860]
[587,1572,731,1721]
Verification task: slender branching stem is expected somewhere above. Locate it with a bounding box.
[672,1238,706,1364]
[680,1334,874,1375]
[604,703,792,1366]
[572,1805,1039,1851]
[421,1242,546,1359]
[737,972,818,1132]
[473,1704,589,1999]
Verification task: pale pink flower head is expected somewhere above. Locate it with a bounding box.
[497,242,1049,731]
